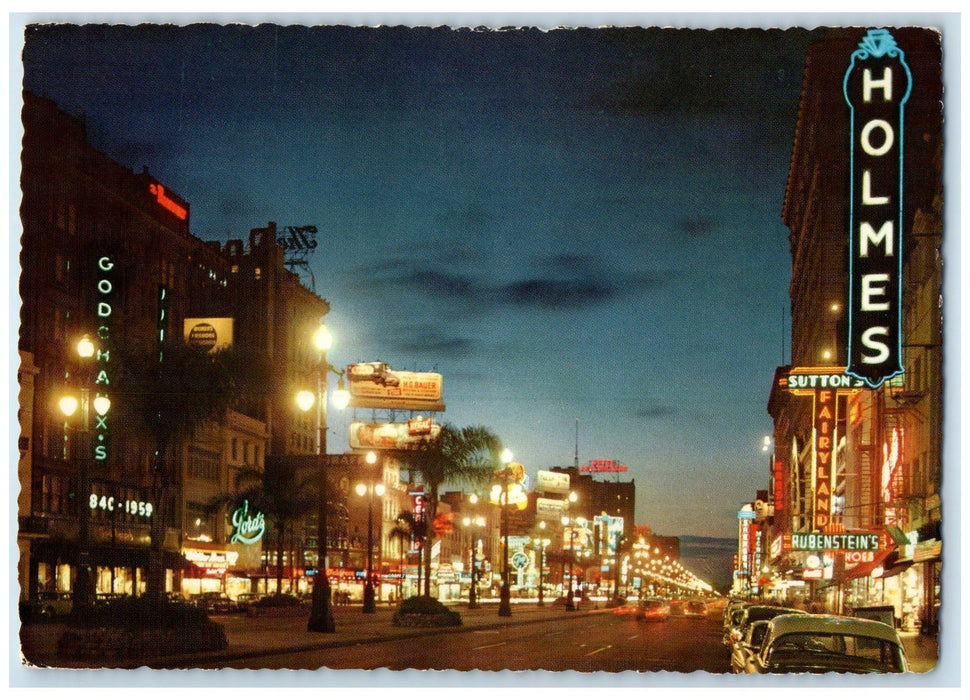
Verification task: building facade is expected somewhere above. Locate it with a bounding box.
[764,28,943,632]
[17,93,353,606]
[19,91,236,602]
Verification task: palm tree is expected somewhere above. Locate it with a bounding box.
[389,511,417,602]
[399,424,502,597]
[209,457,326,597]
[117,339,269,603]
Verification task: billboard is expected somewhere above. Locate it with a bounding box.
[536,469,570,494]
[184,317,234,352]
[346,362,445,411]
[349,421,441,450]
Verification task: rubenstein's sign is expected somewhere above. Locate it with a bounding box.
[844,28,912,388]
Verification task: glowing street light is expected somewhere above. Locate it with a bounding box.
[498,448,513,618]
[356,450,385,614]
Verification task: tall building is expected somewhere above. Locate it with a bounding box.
[17,93,349,605]
[18,92,237,602]
[766,28,943,633]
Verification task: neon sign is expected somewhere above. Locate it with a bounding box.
[789,532,880,552]
[813,389,836,528]
[230,500,266,545]
[844,28,911,388]
[581,459,628,473]
[148,183,188,220]
[93,255,113,462]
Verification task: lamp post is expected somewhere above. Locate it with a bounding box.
[59,335,103,616]
[462,493,483,609]
[534,521,550,607]
[562,516,577,610]
[498,447,513,618]
[302,322,350,634]
[356,451,385,613]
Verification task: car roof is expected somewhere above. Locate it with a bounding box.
[765,613,903,645]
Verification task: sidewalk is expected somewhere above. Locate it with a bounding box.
[898,630,939,674]
[18,600,597,669]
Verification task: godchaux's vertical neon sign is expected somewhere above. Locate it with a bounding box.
[94,255,114,461]
[844,28,912,388]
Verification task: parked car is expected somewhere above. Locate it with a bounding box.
[730,619,770,673]
[685,599,709,618]
[724,604,805,646]
[191,592,236,614]
[235,592,263,611]
[166,591,187,604]
[744,614,908,674]
[724,599,749,629]
[668,599,686,617]
[637,597,670,622]
[25,591,73,620]
[94,592,128,607]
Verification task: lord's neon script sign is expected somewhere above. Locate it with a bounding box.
[230,500,266,545]
[844,28,911,388]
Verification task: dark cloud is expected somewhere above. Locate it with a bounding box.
[581,27,822,119]
[635,401,676,419]
[500,277,614,308]
[355,252,681,313]
[676,216,719,239]
[385,325,477,359]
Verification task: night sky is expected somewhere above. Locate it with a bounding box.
[18,20,827,540]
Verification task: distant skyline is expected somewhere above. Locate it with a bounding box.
[11,16,935,541]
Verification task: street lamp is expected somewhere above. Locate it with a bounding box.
[59,335,103,616]
[534,521,550,606]
[562,515,577,610]
[302,322,348,633]
[498,447,513,617]
[462,493,484,609]
[355,451,385,613]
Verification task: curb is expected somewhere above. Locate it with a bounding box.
[129,607,608,669]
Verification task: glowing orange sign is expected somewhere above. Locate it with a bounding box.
[149,183,188,220]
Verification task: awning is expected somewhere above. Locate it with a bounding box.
[876,551,913,579]
[32,540,189,570]
[843,547,895,581]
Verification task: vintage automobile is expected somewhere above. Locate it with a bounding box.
[684,599,709,618]
[636,597,670,622]
[724,604,805,646]
[235,592,264,611]
[25,591,73,620]
[730,619,770,673]
[191,591,237,614]
[744,614,908,674]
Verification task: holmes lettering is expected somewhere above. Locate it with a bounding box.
[844,28,911,387]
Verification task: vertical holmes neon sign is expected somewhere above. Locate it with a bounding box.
[844,28,912,388]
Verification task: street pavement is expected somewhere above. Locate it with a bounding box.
[17,600,939,673]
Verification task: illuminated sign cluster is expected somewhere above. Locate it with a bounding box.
[844,28,910,388]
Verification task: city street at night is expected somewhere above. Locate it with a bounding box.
[11,12,953,689]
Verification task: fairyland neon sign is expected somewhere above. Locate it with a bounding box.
[230,500,266,545]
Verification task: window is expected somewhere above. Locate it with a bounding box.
[186,446,220,482]
[185,501,216,542]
